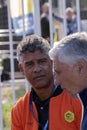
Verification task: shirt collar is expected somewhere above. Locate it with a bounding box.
[31,85,61,104]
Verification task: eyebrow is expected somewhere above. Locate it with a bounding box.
[24,57,48,64]
[38,57,48,61]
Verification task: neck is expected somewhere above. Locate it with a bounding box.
[34,82,54,101]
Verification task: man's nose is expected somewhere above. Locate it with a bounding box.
[33,64,41,73]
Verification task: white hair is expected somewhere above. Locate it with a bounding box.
[49,32,87,66]
[66,7,74,14]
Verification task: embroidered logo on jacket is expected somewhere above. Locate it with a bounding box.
[64,111,74,123]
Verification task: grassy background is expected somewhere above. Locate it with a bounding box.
[2,85,26,130]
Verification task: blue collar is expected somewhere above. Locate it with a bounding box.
[79,88,87,109]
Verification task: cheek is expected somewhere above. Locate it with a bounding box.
[54,73,61,85]
[23,70,32,80]
[63,74,74,88]
[44,64,53,73]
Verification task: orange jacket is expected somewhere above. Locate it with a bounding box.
[11,91,82,130]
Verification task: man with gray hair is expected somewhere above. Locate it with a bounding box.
[49,32,87,130]
[11,34,81,130]
[53,7,86,35]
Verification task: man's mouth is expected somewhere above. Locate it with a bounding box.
[33,75,45,80]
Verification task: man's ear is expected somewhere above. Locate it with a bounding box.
[74,60,86,75]
[18,64,24,73]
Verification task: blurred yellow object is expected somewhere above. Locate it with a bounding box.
[53,28,59,42]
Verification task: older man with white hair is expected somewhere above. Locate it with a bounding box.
[49,32,87,130]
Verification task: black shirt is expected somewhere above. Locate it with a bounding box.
[30,85,63,130]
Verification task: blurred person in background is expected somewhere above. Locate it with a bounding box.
[49,32,87,130]
[41,2,50,42]
[11,34,81,130]
[65,7,77,35]
[53,7,86,35]
[40,2,59,43]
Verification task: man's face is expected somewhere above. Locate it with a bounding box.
[66,11,73,21]
[19,50,53,92]
[43,5,49,15]
[53,55,85,97]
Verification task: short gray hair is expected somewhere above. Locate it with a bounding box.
[17,34,51,63]
[49,32,87,66]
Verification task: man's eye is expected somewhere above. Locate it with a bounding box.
[41,60,46,62]
[25,62,33,67]
[39,59,47,63]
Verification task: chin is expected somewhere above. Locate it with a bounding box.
[35,84,48,90]
[34,87,47,93]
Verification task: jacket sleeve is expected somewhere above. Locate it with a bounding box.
[11,100,23,130]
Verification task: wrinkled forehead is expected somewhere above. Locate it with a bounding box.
[19,51,50,63]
